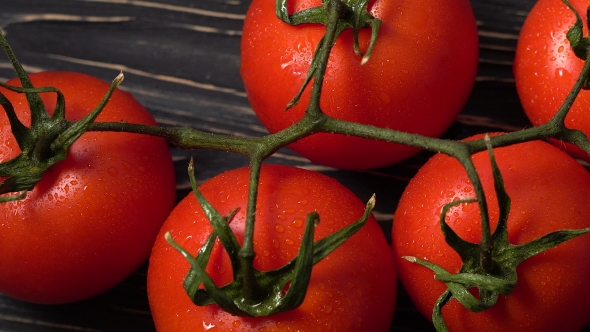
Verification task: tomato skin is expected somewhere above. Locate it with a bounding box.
[514,0,590,161]
[0,71,176,304]
[240,0,479,170]
[147,165,396,331]
[391,135,590,331]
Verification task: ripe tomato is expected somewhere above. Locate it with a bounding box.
[392,135,590,331]
[0,71,176,304]
[240,0,479,170]
[147,164,396,331]
[514,0,590,161]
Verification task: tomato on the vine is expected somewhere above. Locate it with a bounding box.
[0,71,176,304]
[514,0,590,161]
[392,135,590,331]
[240,0,479,170]
[147,164,396,331]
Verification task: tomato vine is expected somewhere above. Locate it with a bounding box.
[1,0,590,330]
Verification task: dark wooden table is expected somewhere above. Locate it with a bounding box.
[0,0,579,331]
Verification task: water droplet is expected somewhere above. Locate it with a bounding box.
[285,238,295,245]
[284,208,295,215]
[555,68,566,77]
[298,199,308,206]
[462,203,474,212]
[292,218,303,228]
[275,224,285,233]
[202,322,215,330]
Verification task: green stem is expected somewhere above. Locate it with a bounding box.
[239,158,265,302]
[549,54,590,125]
[305,0,347,117]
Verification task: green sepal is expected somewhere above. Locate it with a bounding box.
[168,162,377,317]
[0,30,124,201]
[404,134,590,332]
[0,72,123,200]
[276,0,381,109]
[563,0,590,62]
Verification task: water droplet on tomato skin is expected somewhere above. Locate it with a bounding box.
[272,238,280,249]
[555,68,567,78]
[292,218,303,228]
[274,224,285,233]
[202,321,215,330]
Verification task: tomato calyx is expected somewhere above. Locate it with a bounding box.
[0,33,123,202]
[276,0,381,109]
[403,135,590,332]
[563,0,590,72]
[166,159,377,317]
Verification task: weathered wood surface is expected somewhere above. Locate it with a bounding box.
[0,0,581,331]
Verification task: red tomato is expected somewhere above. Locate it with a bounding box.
[514,0,590,161]
[240,0,479,170]
[0,71,176,304]
[147,164,396,331]
[392,135,590,331]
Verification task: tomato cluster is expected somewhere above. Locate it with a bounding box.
[2,0,590,331]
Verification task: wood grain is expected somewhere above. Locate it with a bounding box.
[0,0,582,331]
